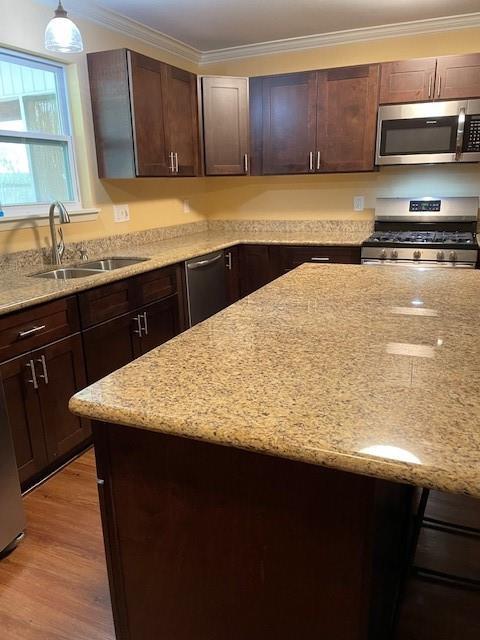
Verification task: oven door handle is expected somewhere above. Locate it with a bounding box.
[455,108,466,161]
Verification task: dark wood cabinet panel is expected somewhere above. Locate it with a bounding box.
[87,49,136,179]
[239,245,278,297]
[379,58,437,104]
[416,526,480,584]
[83,312,139,384]
[128,51,170,177]
[137,296,180,356]
[250,73,318,175]
[163,65,199,176]
[316,65,380,172]
[436,53,480,100]
[425,490,480,532]
[0,354,47,485]
[133,265,178,308]
[0,296,79,362]
[225,245,241,304]
[35,335,90,462]
[201,76,249,175]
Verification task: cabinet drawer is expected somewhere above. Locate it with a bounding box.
[416,526,480,583]
[280,245,361,272]
[78,279,133,328]
[133,265,178,307]
[0,297,79,362]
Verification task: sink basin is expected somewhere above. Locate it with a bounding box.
[81,257,149,271]
[32,268,104,280]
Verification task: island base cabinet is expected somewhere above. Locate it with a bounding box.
[93,421,414,640]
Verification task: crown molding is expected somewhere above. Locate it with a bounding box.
[36,0,202,64]
[201,12,480,64]
[34,3,480,66]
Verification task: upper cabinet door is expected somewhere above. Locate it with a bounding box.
[162,65,199,176]
[201,77,249,175]
[251,72,318,174]
[316,65,380,172]
[128,51,170,177]
[435,54,480,100]
[379,58,437,104]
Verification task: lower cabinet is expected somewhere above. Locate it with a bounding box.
[83,294,181,384]
[1,333,90,487]
[239,245,278,297]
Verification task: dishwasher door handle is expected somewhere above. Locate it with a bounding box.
[187,253,224,270]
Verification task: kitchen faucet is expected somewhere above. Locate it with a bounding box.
[49,201,71,265]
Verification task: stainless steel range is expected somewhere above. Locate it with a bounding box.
[361,197,479,268]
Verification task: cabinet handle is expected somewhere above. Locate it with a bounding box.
[244,153,249,174]
[36,355,49,385]
[141,312,148,336]
[169,151,175,173]
[311,257,330,262]
[133,314,143,338]
[225,251,232,271]
[455,107,466,161]
[26,360,38,390]
[309,151,314,172]
[316,151,321,171]
[174,152,179,173]
[437,77,441,98]
[428,76,432,99]
[18,325,46,339]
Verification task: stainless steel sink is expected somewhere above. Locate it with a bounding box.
[32,268,104,280]
[81,257,149,271]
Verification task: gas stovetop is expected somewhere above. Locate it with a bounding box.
[363,230,476,249]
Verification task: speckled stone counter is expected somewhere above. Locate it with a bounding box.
[0,227,369,316]
[71,263,480,498]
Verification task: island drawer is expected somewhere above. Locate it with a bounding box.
[416,526,480,584]
[0,296,80,362]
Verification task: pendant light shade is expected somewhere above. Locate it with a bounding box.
[45,1,84,53]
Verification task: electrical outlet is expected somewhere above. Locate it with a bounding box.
[353,196,365,212]
[113,204,130,223]
[183,199,191,214]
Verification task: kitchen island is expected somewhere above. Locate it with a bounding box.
[70,264,480,640]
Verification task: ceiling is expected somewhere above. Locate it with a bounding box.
[67,0,480,51]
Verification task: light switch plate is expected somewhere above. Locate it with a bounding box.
[353,196,365,212]
[183,199,191,214]
[113,204,130,222]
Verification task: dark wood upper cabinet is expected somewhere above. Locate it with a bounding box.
[250,72,318,175]
[379,58,437,104]
[87,49,199,178]
[201,76,250,175]
[435,53,480,100]
[162,64,199,176]
[316,64,380,172]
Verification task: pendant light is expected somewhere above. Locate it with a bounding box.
[45,1,84,53]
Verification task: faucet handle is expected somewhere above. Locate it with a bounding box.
[79,248,89,261]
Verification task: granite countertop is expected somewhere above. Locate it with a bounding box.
[0,228,367,316]
[70,264,480,498]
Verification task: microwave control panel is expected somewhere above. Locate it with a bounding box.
[464,115,480,152]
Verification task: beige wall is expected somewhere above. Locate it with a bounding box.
[1,2,480,251]
[0,0,209,254]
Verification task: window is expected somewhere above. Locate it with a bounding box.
[0,49,80,217]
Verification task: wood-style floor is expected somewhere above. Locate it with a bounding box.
[0,449,477,639]
[0,449,115,640]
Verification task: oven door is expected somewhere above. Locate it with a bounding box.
[376,101,467,165]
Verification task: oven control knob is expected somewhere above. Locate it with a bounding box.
[380,249,387,259]
[449,251,457,262]
[437,251,445,261]
[413,250,421,260]
[391,250,398,259]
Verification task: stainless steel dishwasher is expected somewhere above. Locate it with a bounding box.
[185,250,228,326]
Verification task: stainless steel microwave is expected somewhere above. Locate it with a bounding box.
[376,99,480,165]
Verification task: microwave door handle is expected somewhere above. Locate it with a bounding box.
[455,108,466,161]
